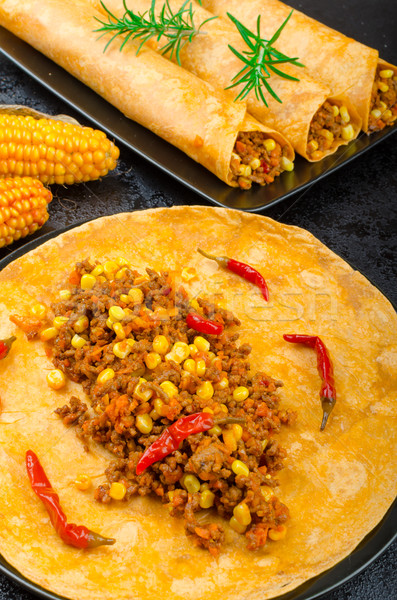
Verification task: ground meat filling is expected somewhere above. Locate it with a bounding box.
[307,101,355,160]
[230,132,293,190]
[368,67,397,132]
[40,260,296,554]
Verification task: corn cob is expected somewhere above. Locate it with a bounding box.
[0,114,120,185]
[0,177,52,248]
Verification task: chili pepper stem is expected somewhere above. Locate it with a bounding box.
[216,416,246,426]
[86,531,116,547]
[197,248,228,268]
[320,399,335,431]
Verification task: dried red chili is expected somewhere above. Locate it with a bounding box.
[186,312,223,335]
[197,248,269,301]
[283,334,336,431]
[0,336,16,360]
[26,450,115,548]
[136,412,244,474]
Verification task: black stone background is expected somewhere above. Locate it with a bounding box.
[0,0,396,598]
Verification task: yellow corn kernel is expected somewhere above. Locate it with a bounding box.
[109,305,125,321]
[264,138,276,152]
[194,336,210,352]
[154,398,164,415]
[239,177,252,189]
[380,69,394,79]
[160,380,178,398]
[310,150,324,160]
[379,101,388,111]
[74,474,92,491]
[307,140,319,153]
[371,109,382,119]
[113,340,131,359]
[145,352,162,370]
[29,303,46,318]
[196,359,206,377]
[134,378,153,402]
[237,164,252,177]
[199,489,215,509]
[40,327,58,342]
[115,267,128,280]
[73,316,89,333]
[233,502,252,526]
[126,338,136,348]
[232,459,249,477]
[318,129,334,141]
[149,408,161,420]
[152,335,168,354]
[280,156,294,171]
[106,317,115,330]
[113,322,126,339]
[183,358,196,374]
[229,516,247,534]
[378,82,389,92]
[71,334,86,349]
[53,316,68,329]
[268,525,287,541]
[332,105,340,117]
[187,343,198,357]
[341,125,355,141]
[80,274,96,290]
[109,482,127,500]
[219,403,228,413]
[196,381,214,400]
[223,429,237,453]
[103,260,119,279]
[208,425,222,436]
[46,369,66,390]
[128,288,144,304]
[59,289,72,301]
[90,264,103,277]
[232,424,243,441]
[260,485,274,502]
[338,105,350,122]
[119,294,130,304]
[249,157,261,171]
[233,386,249,402]
[182,474,200,494]
[114,256,128,267]
[181,267,197,282]
[202,407,214,414]
[136,413,153,434]
[97,368,115,384]
[172,342,190,363]
[217,378,229,390]
[382,109,393,121]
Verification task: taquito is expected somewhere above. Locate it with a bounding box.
[203,0,397,133]
[0,0,294,189]
[93,0,362,161]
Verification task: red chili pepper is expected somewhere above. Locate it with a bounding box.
[136,412,244,474]
[261,160,271,174]
[186,312,223,335]
[26,450,115,549]
[197,248,269,301]
[283,334,336,431]
[0,336,16,360]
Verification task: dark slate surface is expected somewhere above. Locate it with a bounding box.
[0,0,396,598]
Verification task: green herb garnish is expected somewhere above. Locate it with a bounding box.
[226,10,304,106]
[95,0,217,65]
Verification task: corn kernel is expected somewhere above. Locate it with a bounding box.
[229,515,247,534]
[249,157,261,171]
[232,424,243,441]
[188,343,198,357]
[219,403,228,413]
[71,334,86,349]
[145,352,162,370]
[113,340,131,359]
[149,408,161,420]
[260,485,274,502]
[29,303,46,318]
[202,407,214,414]
[310,150,324,160]
[183,358,196,374]
[371,109,382,119]
[109,482,127,500]
[196,359,207,378]
[382,109,393,121]
[378,82,389,92]
[126,338,136,348]
[113,322,126,339]
[238,164,252,177]
[53,316,68,329]
[80,274,96,290]
[97,368,115,384]
[233,386,249,402]
[319,129,334,141]
[307,140,319,153]
[379,101,387,111]
[194,336,210,352]
[280,156,294,171]
[115,267,128,280]
[223,429,237,452]
[134,378,153,402]
[119,294,130,304]
[199,489,215,509]
[182,474,200,494]
[196,381,214,400]
[232,459,249,477]
[171,342,190,363]
[106,317,114,330]
[40,327,58,342]
[103,260,119,279]
[160,380,178,398]
[46,369,66,390]
[268,525,287,541]
[217,378,229,390]
[264,138,276,152]
[152,335,169,354]
[181,267,197,282]
[154,398,164,415]
[90,264,103,277]
[208,425,222,436]
[136,413,153,434]
[73,316,89,333]
[59,289,72,301]
[380,69,394,79]
[332,105,340,117]
[128,288,144,304]
[74,474,92,491]
[233,502,252,526]
[341,125,355,141]
[109,305,125,321]
[339,105,350,123]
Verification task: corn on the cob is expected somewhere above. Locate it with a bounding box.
[0,177,52,248]
[0,114,119,185]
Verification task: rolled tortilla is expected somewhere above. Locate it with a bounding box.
[0,0,294,188]
[94,0,362,161]
[203,0,397,133]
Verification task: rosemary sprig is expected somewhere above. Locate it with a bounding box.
[95,0,217,65]
[226,11,304,106]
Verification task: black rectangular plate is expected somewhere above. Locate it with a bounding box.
[0,26,396,212]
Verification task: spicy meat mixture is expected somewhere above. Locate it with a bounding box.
[17,259,296,555]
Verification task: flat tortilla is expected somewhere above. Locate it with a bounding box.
[0,207,396,600]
